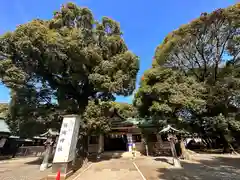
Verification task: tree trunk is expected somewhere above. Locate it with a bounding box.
[178,139,191,160]
[220,134,234,153]
[98,134,104,153]
[145,144,149,156]
[78,135,88,158]
[206,138,213,149]
[142,136,148,156]
[72,135,89,171]
[97,134,104,160]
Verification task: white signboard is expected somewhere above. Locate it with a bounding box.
[53,115,81,163]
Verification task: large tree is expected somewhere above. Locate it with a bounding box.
[0,2,139,137]
[135,3,240,152]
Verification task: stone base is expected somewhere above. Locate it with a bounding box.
[40,163,48,171]
[173,158,182,168]
[52,161,73,174]
[42,158,85,180]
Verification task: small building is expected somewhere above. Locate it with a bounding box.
[0,118,12,156]
[0,118,48,157]
[0,118,10,136]
[88,117,163,155]
[0,118,11,148]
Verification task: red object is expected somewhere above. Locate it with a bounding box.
[56,170,60,180]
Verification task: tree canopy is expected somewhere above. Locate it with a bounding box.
[134,67,206,127]
[83,101,138,135]
[134,3,240,151]
[0,2,139,137]
[154,4,240,83]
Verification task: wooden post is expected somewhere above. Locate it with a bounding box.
[132,143,136,159]
[97,134,104,160]
[145,144,149,156]
[142,135,148,156]
[157,134,163,145]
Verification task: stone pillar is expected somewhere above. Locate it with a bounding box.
[98,134,104,153]
[40,138,53,171]
[51,115,82,178]
[141,134,148,156]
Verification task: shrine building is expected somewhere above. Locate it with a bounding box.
[87,117,166,155]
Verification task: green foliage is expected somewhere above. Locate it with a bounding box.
[83,100,112,134]
[83,101,138,135]
[5,89,62,137]
[135,3,240,150]
[154,4,240,82]
[0,3,139,137]
[112,101,138,119]
[134,67,206,126]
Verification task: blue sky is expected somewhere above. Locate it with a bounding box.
[0,0,236,103]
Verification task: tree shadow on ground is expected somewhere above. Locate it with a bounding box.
[88,151,124,163]
[156,156,240,180]
[24,157,43,165]
[24,151,125,166]
[154,157,174,166]
[194,149,223,154]
[0,156,12,161]
[25,156,54,165]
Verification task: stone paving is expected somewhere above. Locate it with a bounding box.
[71,154,240,180]
[1,153,239,180]
[0,157,51,180]
[134,156,172,180]
[135,154,240,180]
[71,158,144,180]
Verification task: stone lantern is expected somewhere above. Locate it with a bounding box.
[159,125,181,167]
[40,128,59,171]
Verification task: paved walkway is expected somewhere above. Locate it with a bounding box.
[70,158,145,180]
[0,157,51,180]
[70,154,240,180]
